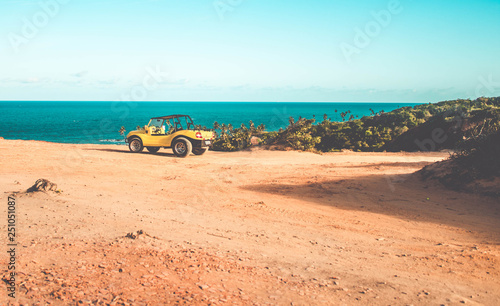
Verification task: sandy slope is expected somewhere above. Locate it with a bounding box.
[1,139,499,305]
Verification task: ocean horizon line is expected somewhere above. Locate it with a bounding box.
[0,100,424,104]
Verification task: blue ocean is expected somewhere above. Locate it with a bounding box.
[0,101,419,144]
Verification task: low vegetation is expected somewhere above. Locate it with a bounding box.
[211,121,265,152]
[419,126,500,197]
[211,97,500,153]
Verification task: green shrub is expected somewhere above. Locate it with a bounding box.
[210,97,500,152]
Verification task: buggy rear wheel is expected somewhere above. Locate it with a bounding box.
[172,137,192,158]
[193,148,208,155]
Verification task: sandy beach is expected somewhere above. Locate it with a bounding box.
[1,139,499,305]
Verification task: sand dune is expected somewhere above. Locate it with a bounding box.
[1,139,499,305]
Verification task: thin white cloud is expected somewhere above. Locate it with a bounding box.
[71,71,89,78]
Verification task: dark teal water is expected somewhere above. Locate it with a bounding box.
[0,101,419,144]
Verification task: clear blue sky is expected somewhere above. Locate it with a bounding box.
[1,0,499,102]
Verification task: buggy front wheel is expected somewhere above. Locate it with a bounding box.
[128,137,143,153]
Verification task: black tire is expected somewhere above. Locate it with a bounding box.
[172,137,192,158]
[128,137,143,153]
[193,147,208,155]
[147,147,160,153]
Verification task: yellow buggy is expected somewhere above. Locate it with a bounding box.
[126,115,214,157]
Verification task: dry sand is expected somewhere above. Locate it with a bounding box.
[1,139,499,305]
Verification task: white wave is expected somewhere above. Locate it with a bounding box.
[99,139,125,143]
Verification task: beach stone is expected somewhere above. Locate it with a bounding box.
[250,136,261,145]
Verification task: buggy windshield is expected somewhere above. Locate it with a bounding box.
[149,115,195,133]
